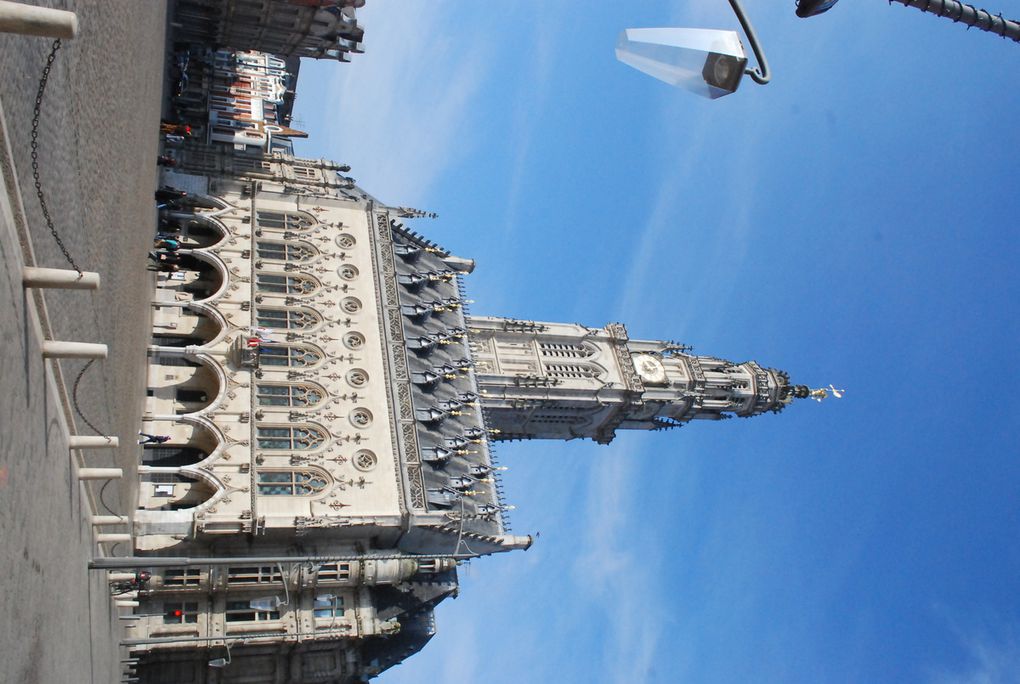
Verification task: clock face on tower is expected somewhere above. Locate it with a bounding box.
[632,354,667,385]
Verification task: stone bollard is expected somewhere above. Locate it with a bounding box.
[78,467,123,480]
[41,341,107,359]
[23,266,99,290]
[92,515,129,526]
[0,1,78,38]
[97,533,132,543]
[108,572,137,582]
[69,435,120,449]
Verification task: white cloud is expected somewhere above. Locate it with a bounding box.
[573,434,671,683]
[304,1,494,206]
[930,621,1020,684]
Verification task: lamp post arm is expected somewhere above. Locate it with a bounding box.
[889,0,1020,42]
[728,0,771,84]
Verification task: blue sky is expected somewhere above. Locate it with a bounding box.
[294,2,1020,682]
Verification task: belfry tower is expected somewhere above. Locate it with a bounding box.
[468,316,814,444]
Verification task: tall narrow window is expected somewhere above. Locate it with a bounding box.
[256,240,315,262]
[163,601,199,624]
[225,600,280,622]
[227,566,283,584]
[317,563,351,582]
[256,383,324,407]
[256,274,316,295]
[257,469,329,495]
[259,345,321,367]
[256,308,319,330]
[539,342,596,359]
[163,568,202,587]
[256,425,326,450]
[256,210,315,231]
[544,363,601,379]
[313,595,344,619]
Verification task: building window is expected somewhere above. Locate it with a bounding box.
[256,425,326,450]
[544,363,601,379]
[293,166,318,180]
[259,345,321,367]
[227,566,283,584]
[317,563,351,582]
[163,601,199,624]
[256,273,317,295]
[257,469,329,496]
[313,595,344,619]
[256,210,315,231]
[256,308,319,330]
[539,342,596,359]
[163,568,202,587]
[256,383,324,407]
[256,240,315,262]
[225,600,280,623]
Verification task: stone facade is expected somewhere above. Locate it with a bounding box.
[173,0,365,62]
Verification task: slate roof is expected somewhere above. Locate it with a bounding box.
[388,221,513,539]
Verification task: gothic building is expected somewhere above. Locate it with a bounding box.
[173,0,365,62]
[124,19,821,682]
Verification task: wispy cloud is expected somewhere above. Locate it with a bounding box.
[573,434,671,682]
[499,12,562,236]
[306,2,494,206]
[929,618,1020,684]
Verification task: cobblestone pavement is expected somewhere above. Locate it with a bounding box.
[0,2,166,683]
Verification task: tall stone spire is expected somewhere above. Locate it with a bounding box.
[467,316,813,443]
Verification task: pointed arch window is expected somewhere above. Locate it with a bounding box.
[255,210,316,230]
[257,469,330,496]
[256,308,319,330]
[256,425,326,450]
[259,345,322,367]
[544,363,602,379]
[256,383,325,407]
[539,342,596,359]
[256,273,317,295]
[256,240,316,262]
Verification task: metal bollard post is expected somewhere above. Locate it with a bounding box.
[70,435,120,449]
[23,266,99,290]
[41,341,107,359]
[0,1,78,38]
[78,467,123,480]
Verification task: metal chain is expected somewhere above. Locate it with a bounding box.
[72,359,111,438]
[30,39,82,275]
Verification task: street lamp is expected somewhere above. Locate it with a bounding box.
[615,0,770,98]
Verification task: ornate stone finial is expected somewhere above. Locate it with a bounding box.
[396,206,438,219]
[809,385,845,402]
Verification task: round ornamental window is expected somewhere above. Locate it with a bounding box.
[349,408,373,428]
[336,234,356,249]
[343,332,365,350]
[340,297,362,314]
[346,369,369,387]
[353,449,377,472]
[338,265,359,281]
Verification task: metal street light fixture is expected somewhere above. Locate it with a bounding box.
[615,0,769,98]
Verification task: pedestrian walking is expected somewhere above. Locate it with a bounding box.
[138,432,171,445]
